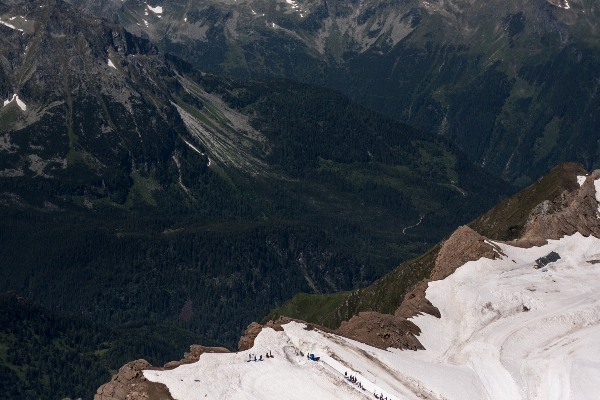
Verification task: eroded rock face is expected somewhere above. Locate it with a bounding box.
[518,170,600,246]
[238,318,297,351]
[395,280,441,320]
[337,312,424,351]
[238,322,264,351]
[331,226,503,350]
[430,225,501,281]
[94,360,173,400]
[95,344,231,400]
[162,344,229,369]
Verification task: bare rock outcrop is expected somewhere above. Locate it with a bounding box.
[94,360,173,400]
[430,225,501,281]
[337,312,424,350]
[395,280,440,320]
[162,344,229,369]
[392,226,500,322]
[95,344,230,400]
[238,322,264,351]
[238,317,311,351]
[333,225,501,350]
[517,170,600,246]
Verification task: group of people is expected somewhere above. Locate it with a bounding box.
[374,394,389,400]
[344,371,391,400]
[247,350,274,362]
[344,372,364,390]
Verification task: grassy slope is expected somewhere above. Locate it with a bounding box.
[265,162,586,329]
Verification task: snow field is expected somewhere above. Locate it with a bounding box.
[407,233,600,399]
[145,325,370,400]
[145,234,600,400]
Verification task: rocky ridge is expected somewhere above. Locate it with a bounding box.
[334,225,502,349]
[517,169,600,246]
[94,346,229,400]
[61,0,600,185]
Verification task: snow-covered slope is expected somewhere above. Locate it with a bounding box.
[145,229,600,399]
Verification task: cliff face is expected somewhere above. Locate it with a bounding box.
[517,170,600,246]
[94,360,171,400]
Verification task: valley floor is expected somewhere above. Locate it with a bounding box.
[145,233,600,400]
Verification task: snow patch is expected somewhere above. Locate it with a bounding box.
[142,19,149,26]
[3,94,26,111]
[577,175,587,186]
[183,139,203,155]
[147,5,163,14]
[284,0,302,13]
[0,20,17,30]
[107,59,117,69]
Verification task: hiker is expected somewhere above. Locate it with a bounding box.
[270,350,273,358]
[259,355,263,361]
[345,371,348,377]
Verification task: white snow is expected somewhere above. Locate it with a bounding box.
[577,175,587,186]
[183,139,212,167]
[3,94,26,111]
[143,19,149,27]
[183,139,202,155]
[0,20,17,30]
[146,233,600,400]
[107,59,117,69]
[147,5,163,14]
[284,0,302,13]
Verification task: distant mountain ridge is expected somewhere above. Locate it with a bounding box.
[62,0,600,185]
